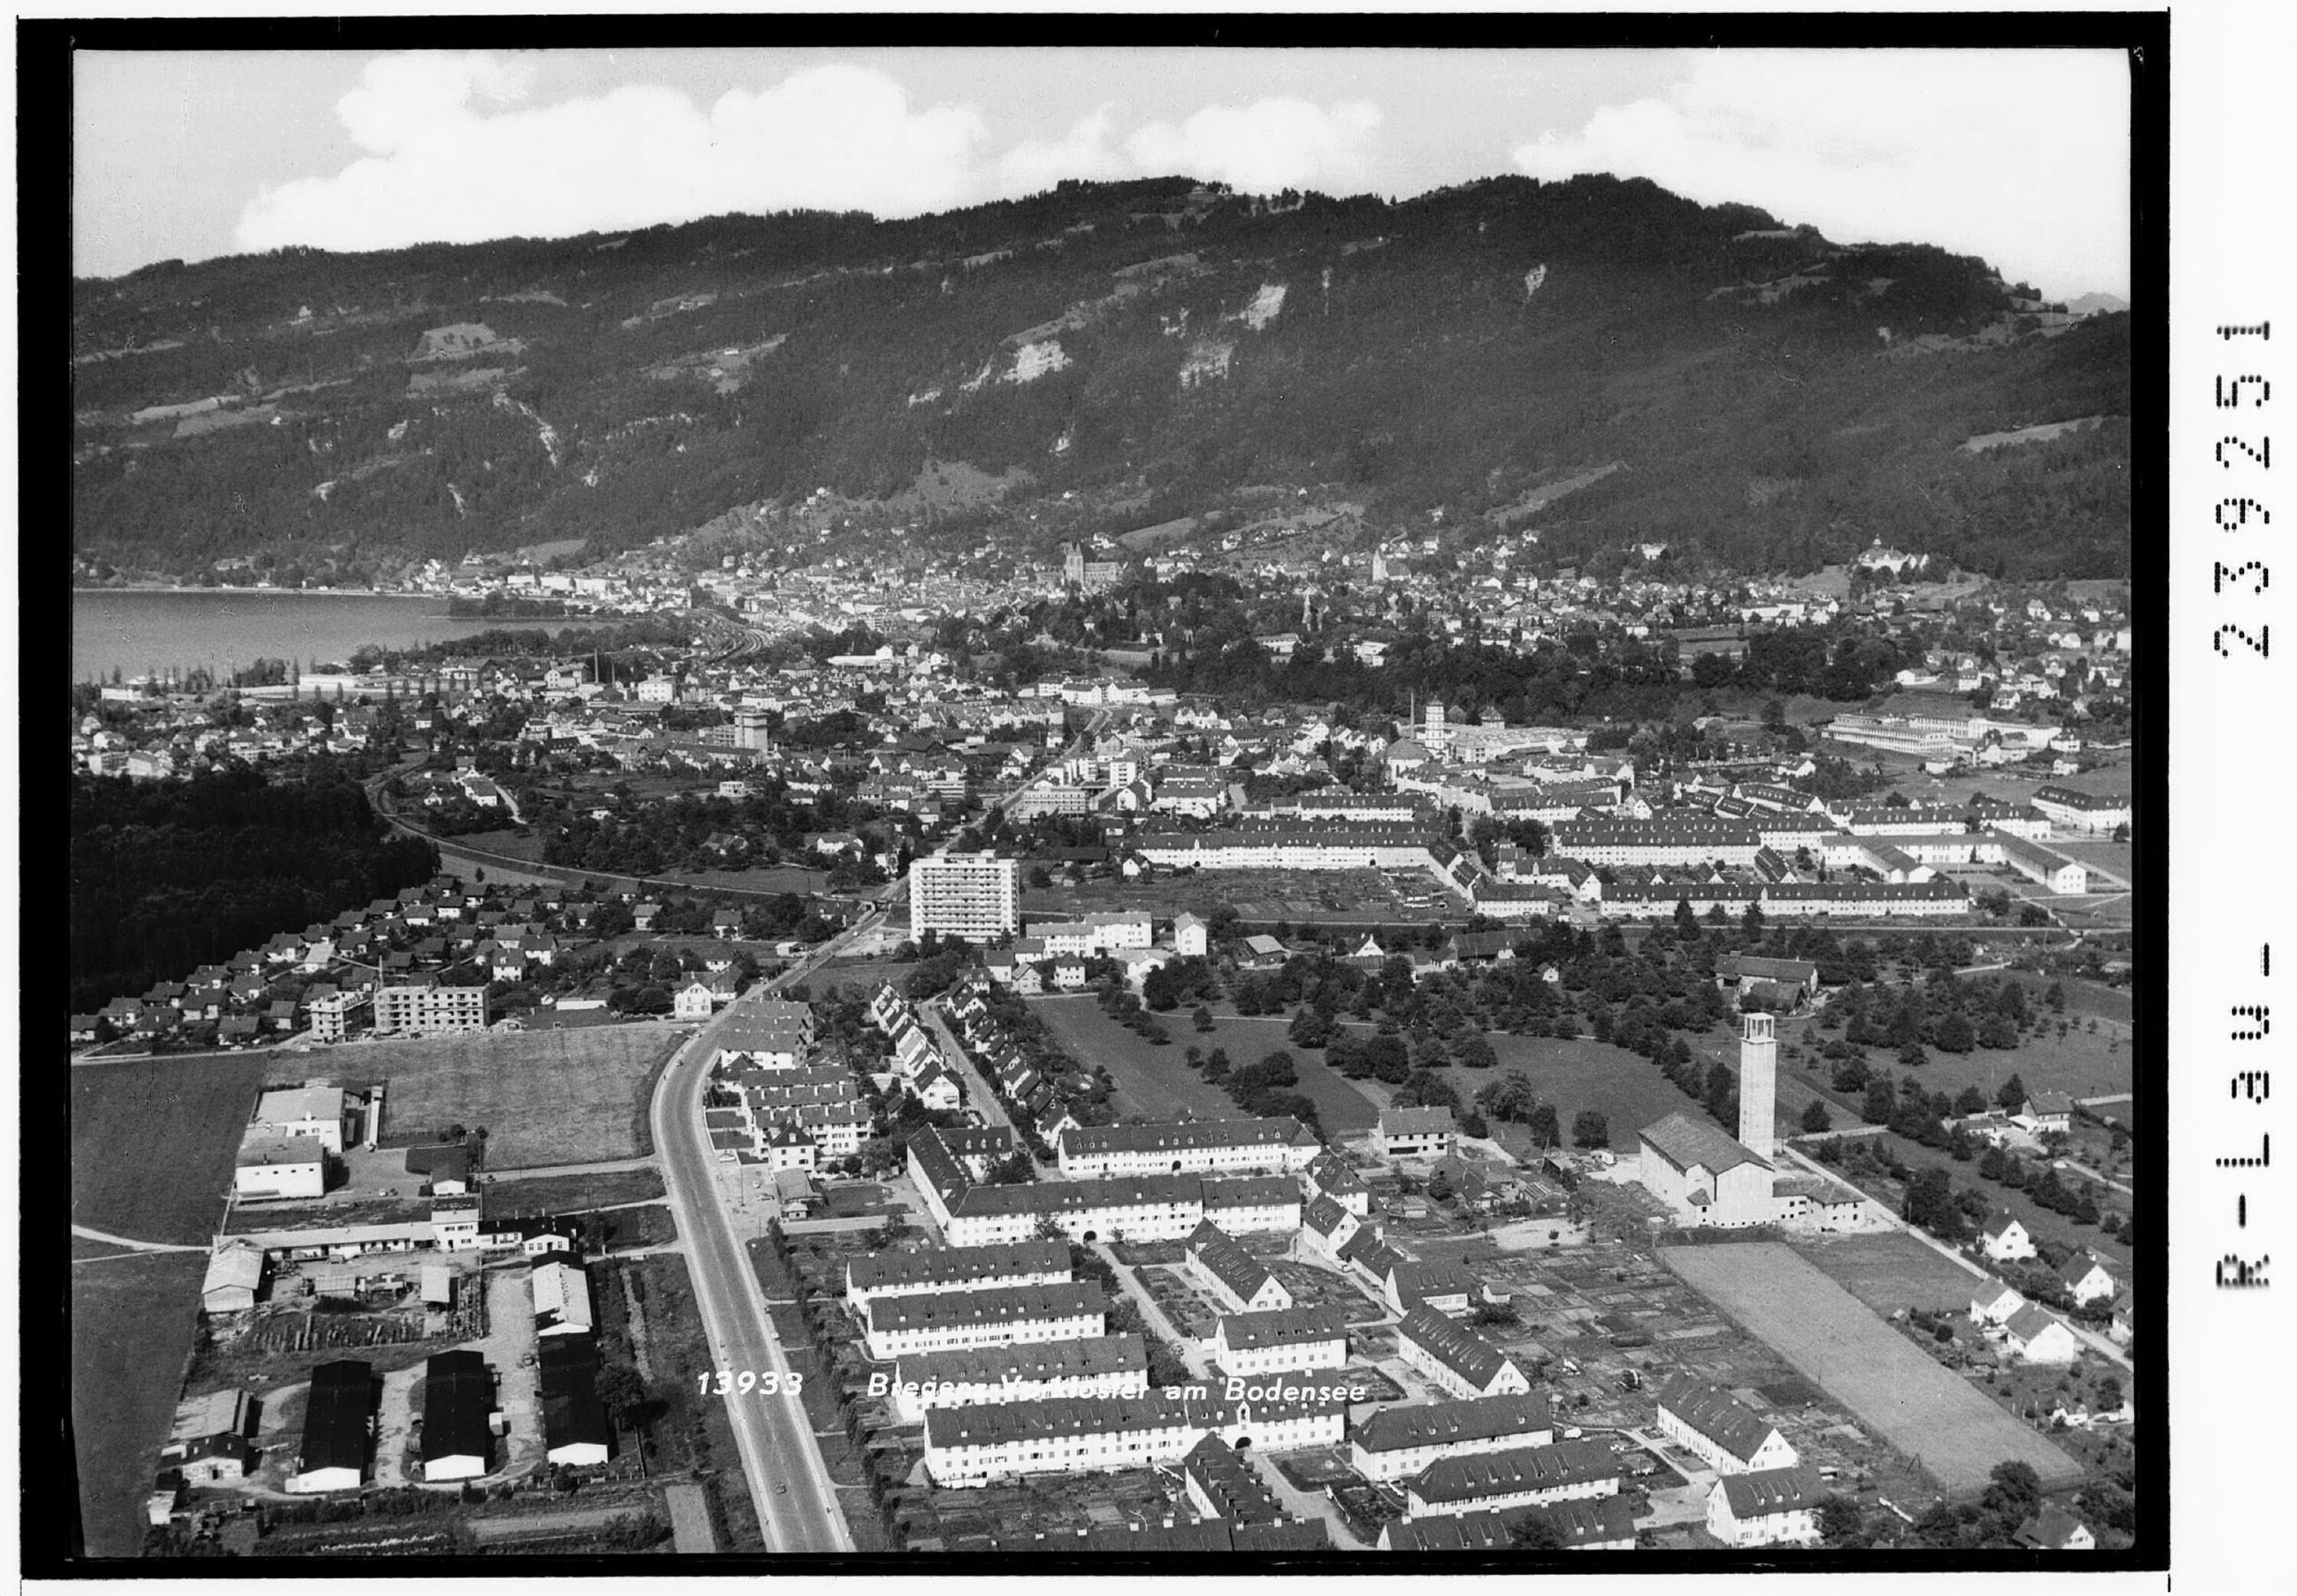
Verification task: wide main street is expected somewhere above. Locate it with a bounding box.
[648,909,883,1553]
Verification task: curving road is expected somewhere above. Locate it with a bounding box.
[649,912,881,1554]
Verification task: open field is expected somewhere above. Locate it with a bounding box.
[659,865,832,895]
[1793,1229,1989,1317]
[485,1167,666,1213]
[1030,997,1240,1122]
[264,1026,678,1169]
[72,1056,270,1245]
[71,1250,211,1558]
[1662,1242,2084,1493]
[1390,1030,1717,1152]
[1185,1014,1380,1134]
[455,826,545,860]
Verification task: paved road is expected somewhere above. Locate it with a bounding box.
[69,1225,204,1253]
[648,916,881,1554]
[915,1000,1016,1139]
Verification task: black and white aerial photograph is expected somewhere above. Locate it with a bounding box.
[49,23,2164,1576]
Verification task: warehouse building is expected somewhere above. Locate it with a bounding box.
[537,1335,615,1468]
[289,1360,373,1493]
[419,1350,495,1481]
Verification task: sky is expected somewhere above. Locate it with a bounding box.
[73,47,2133,299]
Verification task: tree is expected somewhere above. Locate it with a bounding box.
[1982,1460,2043,1525]
[1510,1513,1568,1550]
[1456,1033,1498,1070]
[1191,1004,1216,1033]
[594,1363,652,1427]
[1997,1072,2029,1113]
[1571,1110,1609,1148]
[1816,1496,1867,1547]
[1800,1099,1832,1135]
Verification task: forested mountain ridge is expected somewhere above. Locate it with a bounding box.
[71,173,2130,580]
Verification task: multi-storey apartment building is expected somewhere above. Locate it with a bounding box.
[924,1389,1348,1488]
[1402,1439,1622,1519]
[371,980,488,1036]
[1057,1118,1322,1180]
[909,851,1020,942]
[860,1281,1107,1362]
[887,1336,1151,1424]
[1351,1392,1556,1483]
[845,1240,1071,1310]
[1207,1304,1349,1377]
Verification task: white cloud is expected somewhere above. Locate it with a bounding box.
[1126,98,1384,194]
[998,106,1134,194]
[237,57,991,254]
[1514,51,2129,297]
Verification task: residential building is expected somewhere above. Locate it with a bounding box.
[910,851,1021,942]
[2057,1249,2120,1307]
[1379,1106,1459,1160]
[1970,1281,2027,1327]
[1181,1433,1287,1525]
[861,1281,1106,1362]
[1980,1210,2039,1261]
[1707,1464,1825,1547]
[372,980,489,1036]
[2003,1304,2081,1364]
[845,1240,1071,1310]
[1351,1392,1557,1483]
[1056,1117,1322,1180]
[923,1388,1347,1488]
[2014,1505,2097,1550]
[887,1335,1151,1425]
[1403,1439,1621,1518]
[1654,1375,1799,1474]
[1186,1221,1292,1313]
[1207,1303,1349,1377]
[1397,1305,1531,1399]
[1380,1497,1636,1552]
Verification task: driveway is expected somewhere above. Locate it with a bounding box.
[373,1365,421,1486]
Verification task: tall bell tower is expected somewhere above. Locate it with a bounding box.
[1738,1011,1777,1164]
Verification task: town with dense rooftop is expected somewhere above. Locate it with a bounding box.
[72,517,2139,1560]
[65,86,2145,1562]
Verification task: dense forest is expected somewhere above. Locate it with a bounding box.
[73,173,2129,581]
[69,769,439,1014]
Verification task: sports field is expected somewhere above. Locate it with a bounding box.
[265,1024,679,1169]
[1663,1242,2083,1493]
[72,1055,270,1244]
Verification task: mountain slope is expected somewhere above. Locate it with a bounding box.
[70,174,2130,580]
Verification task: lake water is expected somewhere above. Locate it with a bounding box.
[72,589,568,684]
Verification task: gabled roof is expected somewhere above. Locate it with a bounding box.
[1410,1438,1618,1503]
[1398,1304,1517,1389]
[2013,1504,2092,1549]
[1214,1303,1347,1352]
[2005,1303,2070,1343]
[864,1281,1105,1336]
[1655,1373,1779,1464]
[298,1361,373,1475]
[1188,1220,1276,1303]
[847,1240,1069,1297]
[418,1350,492,1464]
[1355,1392,1553,1455]
[1717,1463,1825,1518]
[1639,1111,1770,1178]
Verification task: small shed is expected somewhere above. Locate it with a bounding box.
[420,1263,456,1309]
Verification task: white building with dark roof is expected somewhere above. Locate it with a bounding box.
[1403,1438,1621,1519]
[887,1335,1150,1423]
[861,1281,1106,1362]
[845,1241,1070,1309]
[924,1388,1346,1487]
[1379,1106,1459,1160]
[1655,1374,1798,1474]
[1396,1305,1531,1400]
[1707,1464,1824,1546]
[1351,1392,1556,1483]
[1207,1304,1349,1377]
[1057,1117,1321,1180]
[1186,1221,1292,1313]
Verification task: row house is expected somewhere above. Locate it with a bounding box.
[860,1281,1106,1362]
[1380,1496,1636,1552]
[1207,1303,1349,1378]
[1351,1392,1557,1483]
[1653,1375,1799,1475]
[1057,1117,1322,1180]
[887,1335,1152,1425]
[1403,1438,1621,1519]
[1396,1306,1531,1400]
[845,1240,1070,1310]
[1707,1464,1825,1547]
[1186,1221,1292,1314]
[923,1388,1348,1488]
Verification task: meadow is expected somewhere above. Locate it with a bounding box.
[72,1055,270,1244]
